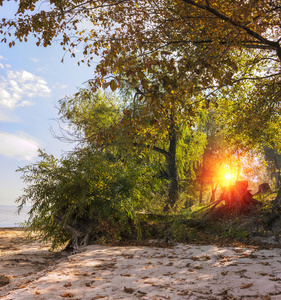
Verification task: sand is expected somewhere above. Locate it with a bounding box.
[0,228,280,299]
[0,228,68,296]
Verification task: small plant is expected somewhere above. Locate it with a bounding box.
[235,229,249,240]
[162,218,198,243]
[171,221,188,242]
[223,226,249,241]
[97,236,107,245]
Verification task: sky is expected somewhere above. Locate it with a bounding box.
[0,5,96,205]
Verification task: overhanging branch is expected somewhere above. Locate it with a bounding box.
[133,142,170,158]
[181,0,281,57]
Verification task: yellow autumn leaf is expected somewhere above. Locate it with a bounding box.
[241,283,253,289]
[61,293,74,298]
[63,282,72,287]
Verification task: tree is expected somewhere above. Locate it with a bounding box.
[194,107,271,204]
[57,89,120,145]
[215,70,281,153]
[59,87,206,210]
[57,88,174,211]
[16,92,166,249]
[196,111,226,204]
[264,146,281,190]
[17,147,158,249]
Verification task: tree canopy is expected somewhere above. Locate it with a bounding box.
[1,0,280,146]
[1,1,280,89]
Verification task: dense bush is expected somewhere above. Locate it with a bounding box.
[17,147,159,249]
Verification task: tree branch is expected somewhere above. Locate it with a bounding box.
[133,142,170,158]
[181,0,281,55]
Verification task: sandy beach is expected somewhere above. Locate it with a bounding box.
[0,228,281,299]
[0,228,68,297]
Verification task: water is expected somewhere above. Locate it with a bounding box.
[0,205,31,227]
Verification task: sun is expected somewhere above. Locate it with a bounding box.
[219,169,235,186]
[224,173,232,181]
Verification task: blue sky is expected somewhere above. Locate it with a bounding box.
[0,9,96,205]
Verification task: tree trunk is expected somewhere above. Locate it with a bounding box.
[164,116,179,211]
[199,153,206,205]
[210,183,217,203]
[273,155,281,190]
[138,114,180,212]
[199,181,203,205]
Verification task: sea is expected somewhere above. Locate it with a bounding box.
[0,205,31,227]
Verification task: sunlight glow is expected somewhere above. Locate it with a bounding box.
[219,168,235,187]
[224,173,232,181]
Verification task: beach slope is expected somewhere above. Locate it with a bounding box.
[0,229,281,299]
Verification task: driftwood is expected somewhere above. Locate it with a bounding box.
[54,213,98,252]
[205,180,262,219]
[54,210,134,251]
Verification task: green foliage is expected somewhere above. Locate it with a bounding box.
[204,221,249,241]
[223,226,249,241]
[58,89,120,144]
[17,147,159,248]
[215,70,281,151]
[255,191,275,204]
[168,219,197,243]
[177,127,206,180]
[16,88,171,247]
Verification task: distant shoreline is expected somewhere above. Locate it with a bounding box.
[0,227,24,230]
[0,205,30,228]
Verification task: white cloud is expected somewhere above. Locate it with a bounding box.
[5,64,11,68]
[0,55,4,60]
[0,63,4,69]
[0,131,39,161]
[0,70,51,109]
